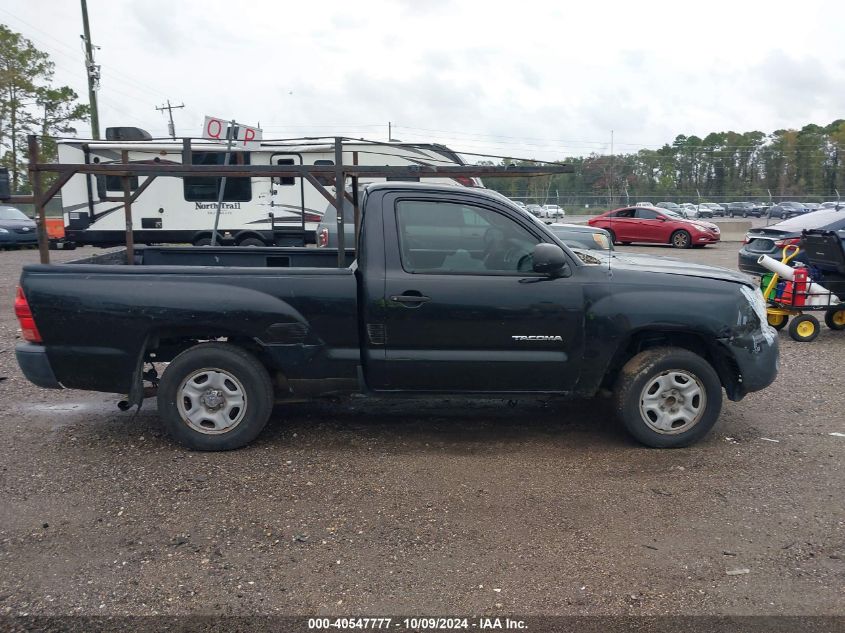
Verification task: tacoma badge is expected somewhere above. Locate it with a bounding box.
[512,335,563,341]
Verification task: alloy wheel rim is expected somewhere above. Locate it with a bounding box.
[639,370,706,435]
[176,368,247,435]
[674,233,689,247]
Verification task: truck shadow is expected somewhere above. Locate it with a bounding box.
[14,394,637,454]
[258,396,633,451]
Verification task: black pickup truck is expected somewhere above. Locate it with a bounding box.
[15,183,778,450]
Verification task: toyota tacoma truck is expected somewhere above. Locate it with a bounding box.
[15,183,778,450]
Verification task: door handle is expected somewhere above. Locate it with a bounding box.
[390,293,431,306]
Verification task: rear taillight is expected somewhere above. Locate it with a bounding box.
[742,235,751,244]
[774,238,801,248]
[453,176,475,187]
[304,211,323,223]
[317,228,329,248]
[14,286,42,343]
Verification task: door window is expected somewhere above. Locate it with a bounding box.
[183,151,252,201]
[635,208,660,220]
[395,200,539,274]
[314,159,334,186]
[276,158,295,186]
[96,175,139,199]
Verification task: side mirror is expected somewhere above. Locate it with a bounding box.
[532,243,567,276]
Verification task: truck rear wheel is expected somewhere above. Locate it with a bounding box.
[157,343,274,451]
[613,347,722,448]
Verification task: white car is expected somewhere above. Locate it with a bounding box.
[679,203,699,218]
[541,204,566,220]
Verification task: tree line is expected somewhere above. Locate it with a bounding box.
[1,24,88,194]
[481,122,845,207]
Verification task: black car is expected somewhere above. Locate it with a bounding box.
[738,207,845,274]
[767,201,808,219]
[726,202,761,218]
[0,205,38,248]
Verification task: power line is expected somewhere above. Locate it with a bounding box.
[0,8,169,102]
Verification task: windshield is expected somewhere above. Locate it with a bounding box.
[662,209,683,218]
[0,207,29,221]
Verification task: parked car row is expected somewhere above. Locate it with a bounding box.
[653,201,726,219]
[764,201,842,219]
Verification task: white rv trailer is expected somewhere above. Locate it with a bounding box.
[56,128,479,246]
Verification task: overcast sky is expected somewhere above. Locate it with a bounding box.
[4,0,844,161]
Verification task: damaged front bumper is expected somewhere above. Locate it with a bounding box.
[717,331,779,401]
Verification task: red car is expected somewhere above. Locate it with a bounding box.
[588,206,721,248]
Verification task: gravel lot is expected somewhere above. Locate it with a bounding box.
[0,242,843,617]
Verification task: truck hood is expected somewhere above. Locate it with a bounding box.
[610,252,754,286]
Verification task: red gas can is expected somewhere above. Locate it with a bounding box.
[782,267,809,306]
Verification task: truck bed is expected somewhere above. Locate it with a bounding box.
[20,246,361,395]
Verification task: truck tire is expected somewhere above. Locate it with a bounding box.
[157,343,274,451]
[613,347,722,448]
[238,237,266,247]
[671,230,692,249]
[193,237,212,246]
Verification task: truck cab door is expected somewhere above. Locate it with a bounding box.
[367,193,585,393]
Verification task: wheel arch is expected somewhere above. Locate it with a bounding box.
[670,227,691,243]
[600,328,742,399]
[130,327,289,407]
[233,230,269,245]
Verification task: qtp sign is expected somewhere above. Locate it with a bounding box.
[202,116,263,149]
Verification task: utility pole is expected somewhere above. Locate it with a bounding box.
[80,0,100,139]
[156,100,185,139]
[388,121,392,142]
[608,130,614,207]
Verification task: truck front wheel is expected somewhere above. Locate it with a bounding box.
[613,347,722,448]
[157,343,274,451]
